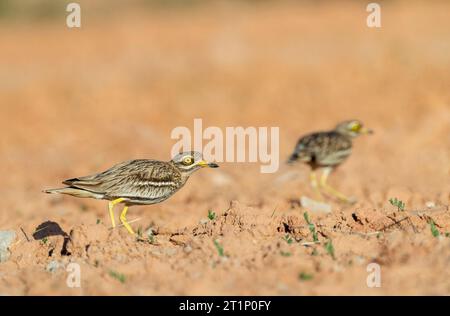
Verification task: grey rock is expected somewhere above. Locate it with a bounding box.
[0,230,16,263]
[300,196,332,213]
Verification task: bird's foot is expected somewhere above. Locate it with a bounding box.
[119,206,135,235]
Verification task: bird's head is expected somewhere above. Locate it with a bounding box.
[171,151,219,174]
[335,120,373,138]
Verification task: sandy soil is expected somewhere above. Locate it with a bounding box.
[0,1,450,295]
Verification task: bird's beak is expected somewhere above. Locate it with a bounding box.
[198,160,219,168]
[360,127,374,134]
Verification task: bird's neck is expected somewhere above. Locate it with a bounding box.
[334,130,357,139]
[168,161,192,183]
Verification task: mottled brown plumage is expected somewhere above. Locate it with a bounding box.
[44,151,218,234]
[288,130,353,169]
[61,159,185,205]
[288,120,372,202]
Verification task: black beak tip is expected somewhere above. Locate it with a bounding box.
[208,163,219,168]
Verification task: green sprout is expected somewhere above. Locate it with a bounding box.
[109,270,126,284]
[298,272,314,281]
[96,219,101,225]
[429,220,440,238]
[41,237,48,245]
[304,212,319,242]
[283,234,293,244]
[207,210,216,221]
[389,198,405,211]
[280,251,292,257]
[147,229,155,244]
[213,240,224,257]
[324,240,336,260]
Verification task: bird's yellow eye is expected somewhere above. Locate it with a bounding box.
[182,156,193,165]
[349,122,361,132]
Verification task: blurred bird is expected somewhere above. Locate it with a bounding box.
[44,152,219,235]
[288,120,373,203]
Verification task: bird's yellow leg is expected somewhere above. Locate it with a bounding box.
[120,206,135,235]
[319,168,354,203]
[310,171,324,201]
[108,198,126,229]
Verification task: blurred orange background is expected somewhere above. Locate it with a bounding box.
[0,0,449,295]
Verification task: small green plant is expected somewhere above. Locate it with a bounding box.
[304,212,319,242]
[214,239,224,257]
[429,220,440,238]
[280,251,292,257]
[207,210,216,221]
[298,272,313,281]
[283,234,293,244]
[389,197,405,211]
[147,229,155,244]
[41,237,48,245]
[109,270,126,284]
[96,219,101,225]
[324,240,336,260]
[445,232,450,238]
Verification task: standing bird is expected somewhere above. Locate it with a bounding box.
[44,152,219,235]
[287,120,373,203]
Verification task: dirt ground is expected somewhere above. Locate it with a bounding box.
[1,1,450,295]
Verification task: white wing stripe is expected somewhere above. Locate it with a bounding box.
[135,181,177,187]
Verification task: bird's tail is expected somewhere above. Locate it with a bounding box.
[43,187,103,199]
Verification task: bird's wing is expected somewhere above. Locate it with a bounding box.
[290,132,325,162]
[62,160,133,186]
[290,131,352,165]
[315,132,352,165]
[63,160,182,200]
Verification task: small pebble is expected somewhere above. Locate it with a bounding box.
[425,201,436,209]
[300,196,332,213]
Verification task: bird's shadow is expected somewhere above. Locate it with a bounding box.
[32,221,68,239]
[32,220,71,256]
